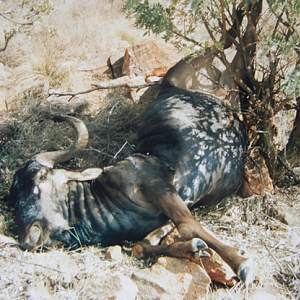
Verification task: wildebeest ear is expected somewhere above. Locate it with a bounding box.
[66,168,103,181]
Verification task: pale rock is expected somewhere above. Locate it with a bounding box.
[131,87,149,102]
[33,253,80,284]
[81,271,138,300]
[77,57,111,74]
[146,76,162,83]
[275,208,300,226]
[132,256,210,300]
[128,76,146,87]
[93,75,130,88]
[128,76,147,102]
[0,28,5,50]
[122,41,182,78]
[105,245,123,261]
[0,234,17,245]
[248,291,287,300]
[27,280,52,300]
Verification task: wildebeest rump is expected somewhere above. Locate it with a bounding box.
[10,87,252,283]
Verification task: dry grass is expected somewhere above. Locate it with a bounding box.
[194,191,300,299]
[0,0,157,88]
[0,186,299,299]
[0,0,300,299]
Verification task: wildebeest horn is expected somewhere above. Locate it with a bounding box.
[34,114,89,168]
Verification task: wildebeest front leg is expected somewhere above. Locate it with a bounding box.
[132,220,210,259]
[135,180,253,284]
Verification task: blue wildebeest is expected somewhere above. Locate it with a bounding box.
[10,85,253,283]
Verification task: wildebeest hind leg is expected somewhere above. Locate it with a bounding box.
[138,180,254,284]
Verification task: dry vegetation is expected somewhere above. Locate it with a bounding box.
[0,0,299,299]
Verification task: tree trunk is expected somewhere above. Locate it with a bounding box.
[255,97,278,179]
[274,99,300,183]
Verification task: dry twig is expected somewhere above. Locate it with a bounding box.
[48,81,160,102]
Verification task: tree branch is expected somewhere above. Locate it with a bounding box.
[171,29,202,47]
[48,81,160,101]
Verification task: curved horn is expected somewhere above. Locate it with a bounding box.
[34,114,89,168]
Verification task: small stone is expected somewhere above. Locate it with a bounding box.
[128,76,147,102]
[27,280,52,300]
[132,256,210,300]
[146,76,162,83]
[0,234,17,245]
[272,200,300,227]
[105,245,123,261]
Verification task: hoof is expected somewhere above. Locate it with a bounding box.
[237,257,254,285]
[191,238,210,257]
[131,243,145,259]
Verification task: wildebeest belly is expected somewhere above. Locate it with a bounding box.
[76,155,172,245]
[135,87,246,206]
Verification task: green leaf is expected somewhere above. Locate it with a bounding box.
[281,67,300,98]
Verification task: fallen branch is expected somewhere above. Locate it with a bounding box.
[83,147,114,158]
[48,81,160,102]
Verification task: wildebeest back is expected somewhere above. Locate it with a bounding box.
[135,87,246,206]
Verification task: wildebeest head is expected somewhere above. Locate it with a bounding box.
[10,115,102,251]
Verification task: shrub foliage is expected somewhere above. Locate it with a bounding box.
[124,0,300,184]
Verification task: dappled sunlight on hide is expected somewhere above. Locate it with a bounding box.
[136,88,246,205]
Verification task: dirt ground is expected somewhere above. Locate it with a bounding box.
[0,1,299,299]
[0,85,299,298]
[0,184,299,299]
